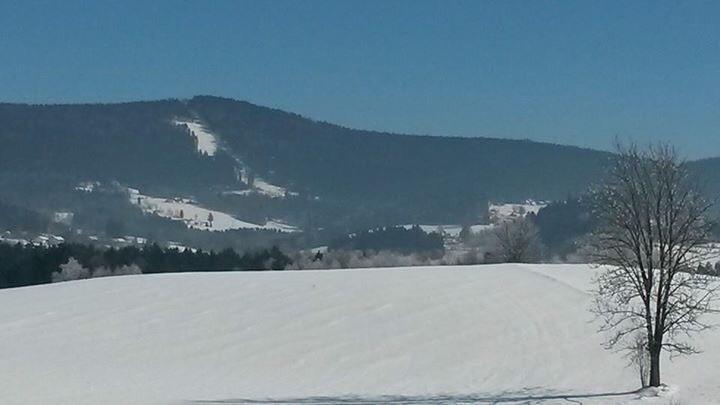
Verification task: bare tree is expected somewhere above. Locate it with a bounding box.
[591,143,717,387]
[625,332,650,388]
[493,217,541,262]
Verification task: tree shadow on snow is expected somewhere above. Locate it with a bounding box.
[188,387,642,404]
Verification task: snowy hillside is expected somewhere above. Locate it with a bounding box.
[1,264,718,404]
[0,98,623,238]
[173,120,218,156]
[128,188,299,232]
[172,118,297,200]
[489,201,547,223]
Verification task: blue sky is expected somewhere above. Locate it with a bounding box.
[1,0,719,158]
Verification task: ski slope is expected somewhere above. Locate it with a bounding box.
[174,120,217,156]
[0,264,718,404]
[171,119,298,200]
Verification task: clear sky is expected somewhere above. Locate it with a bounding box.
[1,0,719,158]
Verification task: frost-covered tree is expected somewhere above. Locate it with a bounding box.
[458,224,472,243]
[492,218,541,262]
[52,258,142,282]
[92,264,142,278]
[591,143,717,388]
[52,258,91,282]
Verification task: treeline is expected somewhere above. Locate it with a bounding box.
[329,225,444,254]
[532,197,596,258]
[532,196,720,261]
[0,101,238,194]
[0,243,291,289]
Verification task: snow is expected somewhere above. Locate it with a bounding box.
[74,181,100,193]
[489,201,547,223]
[399,204,547,237]
[0,263,717,404]
[222,184,299,199]
[402,224,495,236]
[52,211,74,223]
[696,243,720,265]
[122,236,147,245]
[221,189,254,196]
[253,178,296,198]
[166,241,197,253]
[173,120,217,156]
[128,188,299,233]
[0,236,29,246]
[52,212,74,226]
[30,234,64,246]
[234,167,299,199]
[263,220,301,233]
[130,190,258,231]
[216,140,299,199]
[171,119,299,200]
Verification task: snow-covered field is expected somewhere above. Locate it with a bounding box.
[489,201,546,223]
[128,188,299,233]
[0,264,718,404]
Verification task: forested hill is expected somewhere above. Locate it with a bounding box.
[0,100,237,195]
[688,157,720,203]
[188,96,613,205]
[0,96,627,240]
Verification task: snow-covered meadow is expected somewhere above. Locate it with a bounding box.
[0,264,718,404]
[489,201,547,223]
[128,188,299,233]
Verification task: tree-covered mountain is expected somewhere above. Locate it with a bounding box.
[688,158,720,209]
[188,96,612,205]
[2,96,713,248]
[0,101,237,195]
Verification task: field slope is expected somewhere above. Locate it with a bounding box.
[0,264,717,404]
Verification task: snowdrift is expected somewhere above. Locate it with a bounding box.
[0,264,718,404]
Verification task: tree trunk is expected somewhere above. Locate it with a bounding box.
[649,346,661,387]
